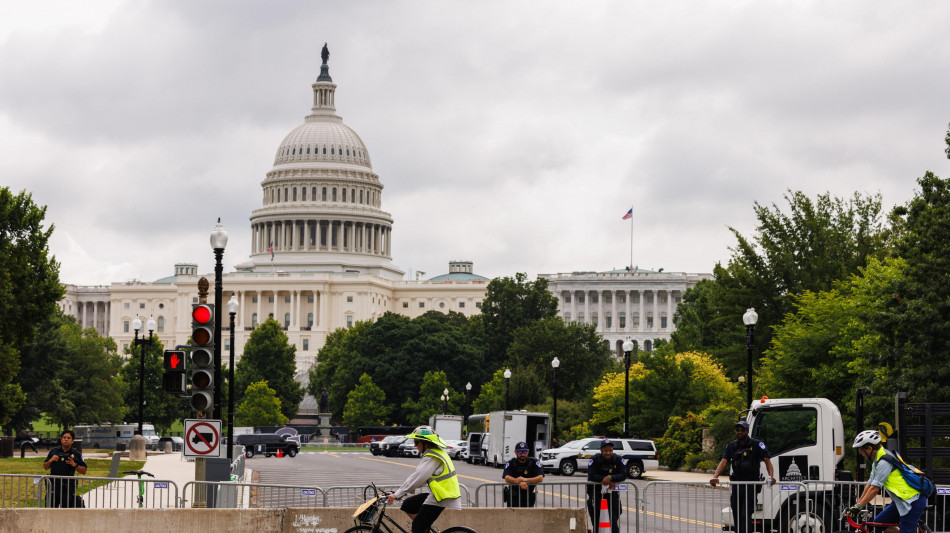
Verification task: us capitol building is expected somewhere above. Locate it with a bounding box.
[60,47,710,372]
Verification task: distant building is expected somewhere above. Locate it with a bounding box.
[539,268,711,355]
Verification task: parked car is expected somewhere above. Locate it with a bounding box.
[444,440,466,459]
[378,436,406,457]
[540,437,657,478]
[235,433,300,458]
[398,438,420,457]
[369,437,388,456]
[158,436,184,452]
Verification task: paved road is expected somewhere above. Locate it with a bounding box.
[248,449,728,532]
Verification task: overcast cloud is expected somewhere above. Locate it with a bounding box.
[2,0,949,285]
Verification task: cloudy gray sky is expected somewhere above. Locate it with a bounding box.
[3,1,949,285]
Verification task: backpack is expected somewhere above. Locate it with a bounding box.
[878,451,936,500]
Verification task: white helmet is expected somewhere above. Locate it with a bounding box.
[852,430,882,448]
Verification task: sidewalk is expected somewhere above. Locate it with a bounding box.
[643,467,714,484]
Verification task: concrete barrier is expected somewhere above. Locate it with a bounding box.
[0,507,587,532]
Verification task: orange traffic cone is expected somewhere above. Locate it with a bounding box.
[597,497,611,533]
[277,448,284,458]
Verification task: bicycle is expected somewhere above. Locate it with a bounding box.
[121,469,155,508]
[834,508,933,533]
[345,483,477,533]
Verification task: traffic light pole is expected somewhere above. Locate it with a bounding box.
[213,247,223,421]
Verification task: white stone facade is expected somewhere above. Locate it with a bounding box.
[539,269,712,355]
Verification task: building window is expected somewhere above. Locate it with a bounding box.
[647,316,654,328]
[564,313,571,322]
[268,296,274,303]
[252,296,258,303]
[645,340,653,352]
[592,295,599,303]
[157,316,165,333]
[293,188,297,201]
[347,296,353,303]
[476,301,482,308]
[619,295,626,303]
[459,302,465,308]
[578,295,585,303]
[140,303,145,309]
[564,295,571,303]
[346,315,353,327]
[661,316,668,328]
[308,313,314,327]
[224,338,230,351]
[332,188,337,201]
[402,302,409,308]
[124,303,130,309]
[193,297,199,304]
[124,320,129,333]
[158,303,164,309]
[593,317,599,328]
[605,294,612,303]
[302,188,307,201]
[308,296,314,303]
[342,189,347,202]
[252,313,258,327]
[619,316,626,329]
[439,302,445,308]
[647,294,654,303]
[268,313,274,319]
[303,339,309,351]
[322,187,327,201]
[606,316,612,328]
[285,296,291,303]
[419,302,425,308]
[284,313,290,328]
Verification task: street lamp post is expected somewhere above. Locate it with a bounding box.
[227,295,239,461]
[743,308,758,406]
[855,387,873,481]
[210,218,228,421]
[503,368,512,411]
[551,357,560,443]
[465,382,472,426]
[441,388,448,415]
[622,339,634,438]
[132,316,156,435]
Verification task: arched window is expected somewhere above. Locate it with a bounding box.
[332,188,337,201]
[342,189,347,202]
[360,190,363,203]
[157,316,165,332]
[308,313,314,328]
[252,313,258,328]
[302,188,306,201]
[351,189,356,202]
[322,187,327,201]
[293,188,297,201]
[284,313,290,328]
[312,187,317,200]
[284,188,288,202]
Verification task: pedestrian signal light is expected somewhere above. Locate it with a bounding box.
[162,350,187,394]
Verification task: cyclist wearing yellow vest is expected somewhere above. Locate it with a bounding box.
[850,430,928,533]
[387,425,462,533]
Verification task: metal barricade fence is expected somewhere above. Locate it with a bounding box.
[42,475,178,509]
[182,480,327,509]
[474,481,637,533]
[329,484,475,509]
[803,479,950,532]
[0,474,44,508]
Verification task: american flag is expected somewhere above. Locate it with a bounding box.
[268,242,274,260]
[622,208,633,220]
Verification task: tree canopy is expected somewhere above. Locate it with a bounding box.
[235,318,304,421]
[235,380,288,427]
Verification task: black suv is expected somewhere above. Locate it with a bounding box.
[235,433,300,458]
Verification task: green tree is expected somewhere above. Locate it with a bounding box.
[121,337,190,434]
[0,188,63,429]
[507,317,613,404]
[875,168,950,401]
[590,346,739,438]
[672,190,887,379]
[343,373,391,428]
[235,318,304,420]
[480,273,558,366]
[235,380,288,427]
[44,320,126,430]
[308,321,372,421]
[402,370,463,425]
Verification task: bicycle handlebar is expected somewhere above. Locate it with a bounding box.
[121,470,155,477]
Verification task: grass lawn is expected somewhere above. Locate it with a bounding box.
[0,456,145,507]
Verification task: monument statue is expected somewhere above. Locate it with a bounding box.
[321,43,330,65]
[319,388,329,413]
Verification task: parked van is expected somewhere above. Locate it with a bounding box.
[73,423,160,450]
[235,433,299,458]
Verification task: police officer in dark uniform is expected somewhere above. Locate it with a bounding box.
[43,430,87,508]
[502,441,544,507]
[586,439,626,533]
[710,420,775,533]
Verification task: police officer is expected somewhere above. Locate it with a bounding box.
[586,439,626,533]
[503,441,544,507]
[710,420,775,533]
[43,430,87,508]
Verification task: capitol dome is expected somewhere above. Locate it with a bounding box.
[239,45,403,280]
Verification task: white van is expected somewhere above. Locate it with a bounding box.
[73,423,161,450]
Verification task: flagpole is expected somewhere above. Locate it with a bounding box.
[629,205,634,272]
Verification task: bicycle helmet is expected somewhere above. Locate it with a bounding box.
[405,425,447,449]
[852,430,882,449]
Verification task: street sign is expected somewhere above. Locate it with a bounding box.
[183,419,222,458]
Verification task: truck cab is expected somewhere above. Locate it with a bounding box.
[722,398,850,532]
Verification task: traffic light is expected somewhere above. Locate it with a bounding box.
[162,350,186,394]
[190,303,215,413]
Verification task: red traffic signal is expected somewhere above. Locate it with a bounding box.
[163,350,185,372]
[192,304,214,346]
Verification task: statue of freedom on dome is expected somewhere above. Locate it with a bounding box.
[321,43,330,65]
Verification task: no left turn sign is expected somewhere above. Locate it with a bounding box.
[184,419,222,458]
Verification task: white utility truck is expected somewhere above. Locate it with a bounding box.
[482,410,550,467]
[73,423,161,450]
[429,414,464,442]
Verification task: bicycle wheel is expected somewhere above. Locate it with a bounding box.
[441,527,478,533]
